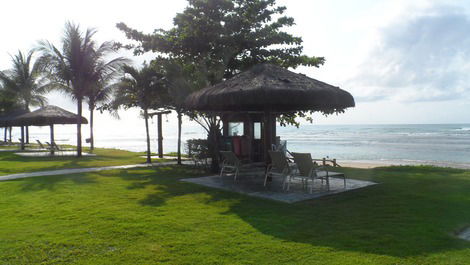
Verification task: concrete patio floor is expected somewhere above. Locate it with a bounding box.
[182,172,377,203]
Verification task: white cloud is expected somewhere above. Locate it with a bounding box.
[349,3,470,102]
[2,0,470,125]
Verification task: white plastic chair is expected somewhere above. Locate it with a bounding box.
[292,152,330,193]
[219,151,243,181]
[265,150,293,190]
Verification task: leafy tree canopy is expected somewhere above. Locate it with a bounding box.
[0,86,22,115]
[117,0,327,126]
[117,0,324,80]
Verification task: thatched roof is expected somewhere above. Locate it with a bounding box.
[0,109,30,127]
[185,64,355,112]
[11,105,88,126]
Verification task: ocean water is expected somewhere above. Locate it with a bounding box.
[7,123,470,167]
[277,124,470,167]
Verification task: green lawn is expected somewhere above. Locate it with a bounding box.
[0,148,158,175]
[1,163,470,264]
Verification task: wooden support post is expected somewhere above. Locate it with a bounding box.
[177,111,182,165]
[157,113,163,158]
[50,124,55,155]
[271,114,277,146]
[263,110,273,164]
[148,110,171,159]
[20,126,25,150]
[25,126,29,144]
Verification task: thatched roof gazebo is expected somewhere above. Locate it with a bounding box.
[185,63,354,112]
[184,63,355,163]
[12,105,88,153]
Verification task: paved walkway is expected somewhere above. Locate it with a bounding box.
[0,161,192,181]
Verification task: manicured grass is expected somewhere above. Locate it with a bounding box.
[1,164,470,264]
[0,145,18,150]
[0,148,150,175]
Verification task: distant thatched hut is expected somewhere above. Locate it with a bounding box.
[0,109,30,143]
[13,105,88,153]
[13,105,88,127]
[0,109,30,127]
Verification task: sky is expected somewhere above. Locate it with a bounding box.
[1,0,470,131]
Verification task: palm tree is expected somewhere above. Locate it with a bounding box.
[0,86,21,142]
[0,50,48,143]
[86,79,113,152]
[37,22,111,157]
[162,59,203,165]
[108,64,166,163]
[85,43,128,151]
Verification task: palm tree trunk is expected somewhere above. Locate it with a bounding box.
[89,108,94,151]
[144,109,151,164]
[157,113,163,158]
[77,97,83,157]
[177,111,182,165]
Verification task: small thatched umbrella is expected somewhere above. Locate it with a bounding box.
[185,63,355,163]
[13,105,88,154]
[0,109,30,127]
[0,109,30,143]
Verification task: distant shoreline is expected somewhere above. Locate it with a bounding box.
[5,123,470,169]
[340,159,470,169]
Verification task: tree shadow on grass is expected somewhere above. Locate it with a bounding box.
[17,173,97,192]
[220,167,470,258]
[98,166,216,207]
[106,165,470,258]
[0,151,145,175]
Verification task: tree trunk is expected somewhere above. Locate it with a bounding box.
[25,126,29,144]
[144,109,152,164]
[3,127,6,142]
[208,121,221,173]
[8,127,12,142]
[177,111,182,165]
[89,107,94,151]
[77,97,83,157]
[157,113,163,158]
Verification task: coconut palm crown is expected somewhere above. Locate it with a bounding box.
[107,63,167,163]
[0,50,48,110]
[37,21,127,156]
[0,50,50,143]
